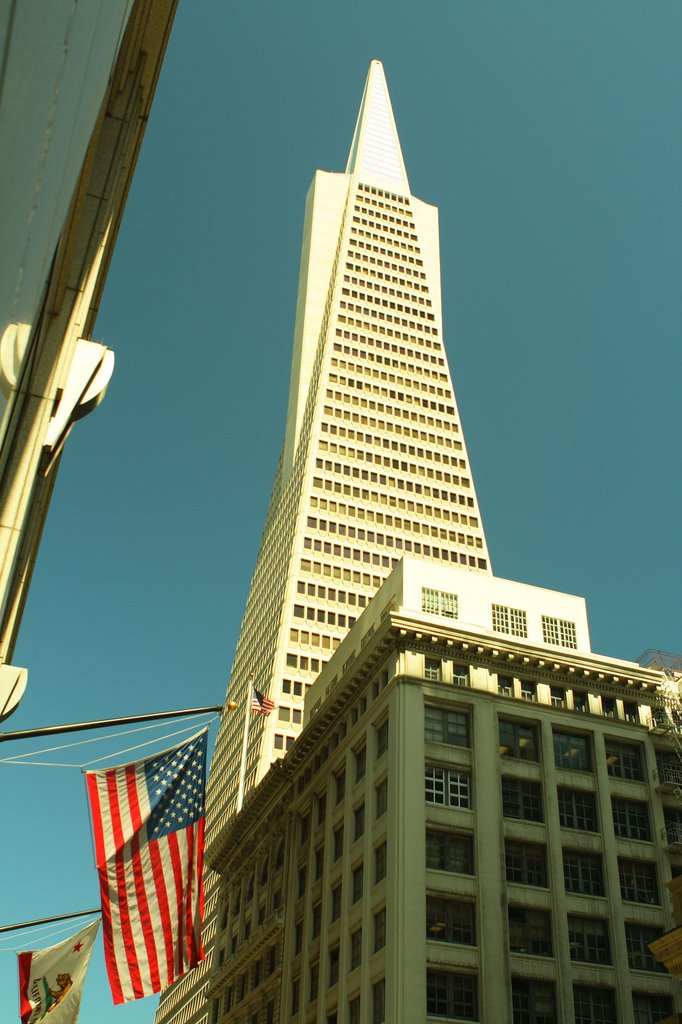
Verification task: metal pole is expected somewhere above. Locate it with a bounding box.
[236,676,253,813]
[0,909,100,935]
[0,705,225,743]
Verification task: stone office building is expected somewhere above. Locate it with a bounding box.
[204,558,682,1024]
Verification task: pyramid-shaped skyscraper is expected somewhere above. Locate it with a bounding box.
[156,59,491,1024]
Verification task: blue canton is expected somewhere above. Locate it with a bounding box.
[144,732,207,840]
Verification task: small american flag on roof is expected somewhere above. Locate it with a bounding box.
[251,687,276,715]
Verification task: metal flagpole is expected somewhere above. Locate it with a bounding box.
[0,909,100,934]
[0,705,228,744]
[236,674,253,813]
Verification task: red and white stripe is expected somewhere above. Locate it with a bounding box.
[86,763,204,1003]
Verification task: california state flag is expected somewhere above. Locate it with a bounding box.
[17,919,99,1023]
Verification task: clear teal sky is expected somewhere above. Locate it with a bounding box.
[1,2,680,1020]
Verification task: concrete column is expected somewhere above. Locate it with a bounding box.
[473,699,510,1022]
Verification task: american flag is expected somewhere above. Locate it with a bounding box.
[251,687,276,715]
[85,731,207,1004]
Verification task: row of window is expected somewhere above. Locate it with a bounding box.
[427,705,647,778]
[322,408,464,453]
[502,775,655,841]
[309,490,475,529]
[425,893,664,971]
[306,513,475,545]
[345,247,426,282]
[425,666,641,723]
[332,336,441,373]
[317,431,467,473]
[291,976,386,1024]
[426,973,673,1024]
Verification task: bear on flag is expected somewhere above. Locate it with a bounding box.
[18,918,99,1023]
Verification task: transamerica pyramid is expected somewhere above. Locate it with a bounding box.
[155,59,490,1024]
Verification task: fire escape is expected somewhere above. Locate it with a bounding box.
[643,650,682,851]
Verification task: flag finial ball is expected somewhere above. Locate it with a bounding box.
[226,701,238,712]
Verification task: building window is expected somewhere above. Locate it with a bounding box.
[328,945,339,986]
[375,842,387,883]
[498,674,514,696]
[505,842,547,887]
[573,986,616,1024]
[602,697,616,718]
[512,980,555,1024]
[376,779,387,818]
[568,916,611,963]
[625,923,665,972]
[350,927,362,969]
[291,977,300,1015]
[426,830,473,874]
[508,907,552,956]
[453,664,470,687]
[632,993,673,1024]
[372,979,386,1024]
[425,706,469,747]
[317,794,327,824]
[374,908,386,951]
[422,586,458,618]
[542,615,577,649]
[502,778,543,822]
[550,686,566,707]
[349,996,361,1024]
[623,701,639,723]
[425,766,471,808]
[520,680,537,702]
[355,746,366,781]
[331,884,341,922]
[605,741,643,781]
[298,865,307,897]
[619,859,659,904]
[492,603,528,638]
[352,864,364,903]
[499,720,538,761]
[426,971,477,1021]
[376,719,389,756]
[558,788,598,831]
[309,960,319,1003]
[315,846,324,880]
[333,825,345,864]
[353,804,365,841]
[563,851,604,895]
[335,768,346,804]
[612,798,650,841]
[294,918,303,953]
[426,897,475,944]
[573,690,589,713]
[424,657,442,682]
[311,902,321,938]
[553,731,591,771]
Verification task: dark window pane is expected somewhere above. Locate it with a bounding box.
[553,732,591,771]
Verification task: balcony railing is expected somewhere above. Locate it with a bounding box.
[663,821,682,848]
[656,762,682,787]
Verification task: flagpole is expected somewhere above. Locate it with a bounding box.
[236,674,253,813]
[0,704,229,744]
[0,909,100,934]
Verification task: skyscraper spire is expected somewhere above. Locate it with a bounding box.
[346,60,409,190]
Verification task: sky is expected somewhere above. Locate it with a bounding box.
[1,1,680,1021]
